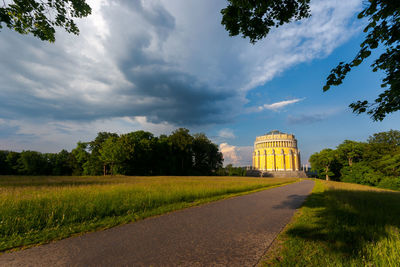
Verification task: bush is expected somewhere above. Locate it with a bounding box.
[340,163,381,186]
[377,177,400,190]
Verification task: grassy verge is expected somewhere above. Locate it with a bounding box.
[0,176,298,252]
[261,179,400,267]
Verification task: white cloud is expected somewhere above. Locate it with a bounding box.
[240,0,362,91]
[0,117,176,152]
[259,98,304,111]
[0,0,363,150]
[219,143,253,166]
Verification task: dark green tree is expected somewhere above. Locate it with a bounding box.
[310,130,400,189]
[378,151,400,177]
[85,132,118,175]
[223,164,247,176]
[169,128,194,175]
[120,131,155,175]
[221,0,400,120]
[153,134,173,175]
[16,150,48,175]
[368,129,400,146]
[336,140,365,167]
[309,149,338,181]
[99,136,127,176]
[0,151,12,174]
[71,141,89,175]
[0,0,91,42]
[221,0,311,44]
[5,151,20,174]
[51,149,73,175]
[192,133,223,175]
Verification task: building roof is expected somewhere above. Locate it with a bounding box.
[266,130,285,135]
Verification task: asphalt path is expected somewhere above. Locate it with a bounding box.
[0,179,314,267]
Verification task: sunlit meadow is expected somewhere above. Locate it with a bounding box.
[0,176,297,251]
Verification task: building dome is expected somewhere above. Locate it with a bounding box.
[252,130,301,171]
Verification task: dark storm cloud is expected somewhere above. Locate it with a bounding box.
[0,0,235,126]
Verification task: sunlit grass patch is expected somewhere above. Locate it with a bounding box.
[261,179,400,266]
[0,175,298,252]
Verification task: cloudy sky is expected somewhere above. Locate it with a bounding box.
[1,0,399,166]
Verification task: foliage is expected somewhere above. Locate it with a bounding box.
[221,0,310,44]
[221,0,400,120]
[309,149,339,181]
[99,136,127,176]
[0,128,224,176]
[368,129,400,146]
[192,133,223,175]
[0,0,91,42]
[261,180,400,266]
[216,164,247,176]
[336,140,365,167]
[310,129,400,190]
[0,175,297,251]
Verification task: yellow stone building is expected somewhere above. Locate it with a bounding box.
[252,130,301,171]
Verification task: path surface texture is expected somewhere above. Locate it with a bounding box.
[0,180,314,267]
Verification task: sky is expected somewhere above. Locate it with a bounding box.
[1,0,399,166]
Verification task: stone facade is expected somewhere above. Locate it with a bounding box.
[252,130,301,172]
[246,169,307,178]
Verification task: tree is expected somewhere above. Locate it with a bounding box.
[85,132,119,175]
[336,140,365,167]
[378,151,400,177]
[192,133,223,175]
[153,134,173,175]
[364,130,400,165]
[51,149,73,175]
[169,128,194,175]
[368,129,400,146]
[221,0,311,44]
[99,136,127,176]
[5,151,20,174]
[71,141,89,175]
[309,149,338,181]
[221,0,400,120]
[16,150,48,175]
[0,0,91,42]
[0,151,13,174]
[120,131,154,175]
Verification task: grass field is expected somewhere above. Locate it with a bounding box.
[0,175,298,252]
[261,179,400,267]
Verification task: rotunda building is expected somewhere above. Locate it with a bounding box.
[252,130,301,171]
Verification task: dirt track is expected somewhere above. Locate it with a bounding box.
[0,180,314,267]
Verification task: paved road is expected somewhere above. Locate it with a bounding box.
[0,180,314,267]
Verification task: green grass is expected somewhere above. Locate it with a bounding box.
[261,180,400,267]
[0,175,298,252]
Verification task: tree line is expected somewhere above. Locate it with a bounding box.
[0,128,223,176]
[309,130,400,190]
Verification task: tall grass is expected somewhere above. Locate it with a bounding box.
[261,180,400,266]
[0,176,297,252]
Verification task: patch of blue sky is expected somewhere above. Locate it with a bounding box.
[214,33,400,163]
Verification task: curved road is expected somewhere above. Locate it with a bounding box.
[0,180,314,267]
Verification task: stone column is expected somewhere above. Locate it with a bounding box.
[264,150,268,170]
[272,149,276,171]
[298,150,301,171]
